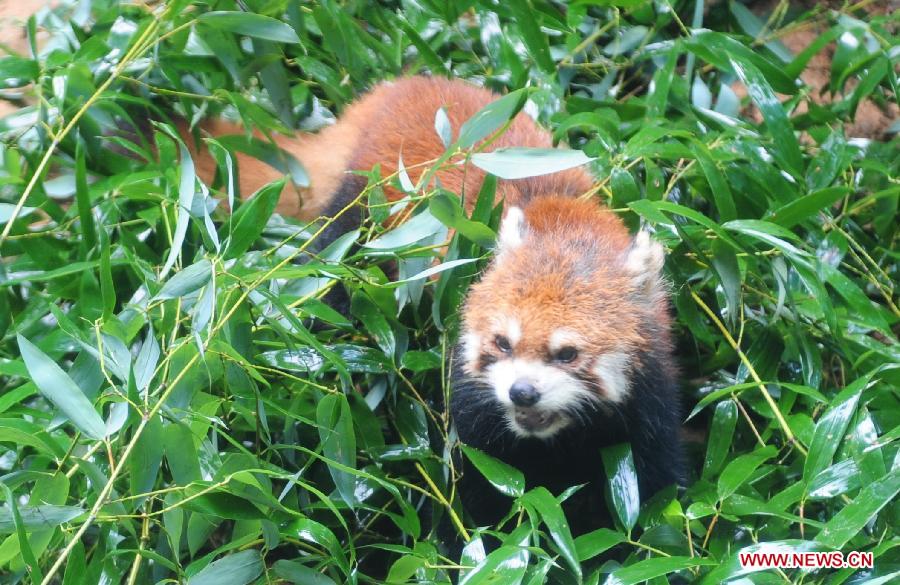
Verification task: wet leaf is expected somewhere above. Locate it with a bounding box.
[461,445,525,498]
[521,487,580,579]
[601,444,640,531]
[718,446,777,501]
[575,528,626,562]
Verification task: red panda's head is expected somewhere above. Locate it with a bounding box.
[458,196,668,439]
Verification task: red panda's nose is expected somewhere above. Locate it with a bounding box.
[509,380,540,407]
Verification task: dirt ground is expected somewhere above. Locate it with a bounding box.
[731,0,898,139]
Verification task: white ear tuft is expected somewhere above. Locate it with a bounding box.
[625,231,665,288]
[497,207,526,254]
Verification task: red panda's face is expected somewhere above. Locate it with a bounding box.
[457,200,665,439]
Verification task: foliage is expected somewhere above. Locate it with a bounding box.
[1,0,898,583]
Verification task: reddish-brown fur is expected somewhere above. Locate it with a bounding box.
[187,77,593,220]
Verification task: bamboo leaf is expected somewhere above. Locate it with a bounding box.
[16,336,107,440]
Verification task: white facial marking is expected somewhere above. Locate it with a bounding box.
[497,207,525,254]
[484,358,595,438]
[625,230,665,279]
[462,332,481,370]
[593,351,632,403]
[549,328,582,353]
[505,317,522,348]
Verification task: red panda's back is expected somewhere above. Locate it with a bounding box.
[341,77,591,211]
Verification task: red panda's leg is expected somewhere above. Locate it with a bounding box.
[303,174,369,319]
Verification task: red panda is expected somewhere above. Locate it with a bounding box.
[187,76,592,219]
[189,76,683,532]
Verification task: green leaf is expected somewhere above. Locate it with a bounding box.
[803,381,867,487]
[155,258,212,300]
[290,518,350,576]
[0,203,36,225]
[768,187,851,228]
[273,560,337,585]
[0,483,42,582]
[224,179,284,259]
[434,107,453,148]
[605,556,717,585]
[601,443,640,531]
[710,238,741,327]
[164,423,202,484]
[386,554,427,584]
[400,350,442,372]
[160,127,198,277]
[702,400,737,480]
[350,292,396,357]
[645,49,679,118]
[181,490,265,521]
[258,344,388,374]
[187,549,264,585]
[98,229,114,320]
[129,415,164,508]
[0,56,39,87]
[807,459,861,500]
[457,88,528,149]
[724,219,806,257]
[847,56,888,118]
[74,140,97,252]
[691,141,736,221]
[610,167,640,208]
[508,0,555,73]
[461,445,525,498]
[728,56,803,176]
[316,393,358,507]
[683,31,798,95]
[389,257,478,286]
[717,446,777,500]
[16,336,107,440]
[198,12,301,44]
[470,147,593,180]
[604,25,649,56]
[459,545,529,585]
[729,2,793,62]
[429,193,496,248]
[364,209,444,250]
[0,503,84,534]
[703,540,826,582]
[521,487,580,580]
[397,16,449,75]
[574,528,626,562]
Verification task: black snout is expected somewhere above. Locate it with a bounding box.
[509,380,540,407]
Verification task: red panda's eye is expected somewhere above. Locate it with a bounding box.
[554,347,578,363]
[494,335,511,353]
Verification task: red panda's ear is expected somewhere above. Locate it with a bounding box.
[625,231,665,291]
[496,207,526,255]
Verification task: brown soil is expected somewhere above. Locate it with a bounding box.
[731,1,898,140]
